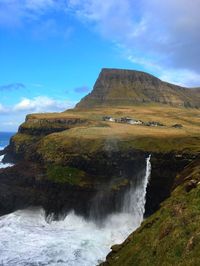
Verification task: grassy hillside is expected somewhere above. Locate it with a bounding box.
[9,105,200,165]
[101,158,200,266]
[76,69,200,108]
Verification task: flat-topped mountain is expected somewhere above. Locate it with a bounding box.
[76,68,200,108]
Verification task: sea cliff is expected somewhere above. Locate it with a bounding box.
[0,68,200,264]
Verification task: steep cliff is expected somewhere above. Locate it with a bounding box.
[101,157,200,266]
[76,68,200,108]
[1,104,199,220]
[1,68,200,252]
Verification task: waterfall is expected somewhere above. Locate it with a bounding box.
[0,155,152,266]
[122,155,151,225]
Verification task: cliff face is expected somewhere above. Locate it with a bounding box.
[0,146,194,221]
[76,68,200,108]
[100,157,200,266]
[1,99,199,219]
[1,68,200,264]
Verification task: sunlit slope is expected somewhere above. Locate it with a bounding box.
[9,105,200,165]
[76,69,200,109]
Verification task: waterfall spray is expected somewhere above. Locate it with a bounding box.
[0,155,152,266]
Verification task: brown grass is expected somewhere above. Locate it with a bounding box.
[26,105,200,154]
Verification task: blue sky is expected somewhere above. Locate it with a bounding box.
[0,0,200,131]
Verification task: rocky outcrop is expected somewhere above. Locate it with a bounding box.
[0,162,96,218]
[76,68,200,108]
[0,145,196,222]
[145,152,196,216]
[0,155,145,220]
[2,116,89,163]
[19,115,88,136]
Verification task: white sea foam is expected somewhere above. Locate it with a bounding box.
[0,156,151,266]
[0,154,13,169]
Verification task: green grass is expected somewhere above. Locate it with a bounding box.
[102,159,200,266]
[11,133,40,153]
[118,136,200,154]
[46,165,85,185]
[10,105,200,161]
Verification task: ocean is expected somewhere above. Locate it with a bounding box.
[0,132,151,266]
[0,132,15,168]
[0,132,15,150]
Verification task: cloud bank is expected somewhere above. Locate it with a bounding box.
[0,96,75,114]
[67,0,200,86]
[0,0,199,86]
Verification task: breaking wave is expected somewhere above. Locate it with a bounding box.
[0,156,151,265]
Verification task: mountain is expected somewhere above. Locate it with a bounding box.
[76,68,200,108]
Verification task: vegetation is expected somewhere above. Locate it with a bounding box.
[101,159,200,266]
[5,69,200,264]
[11,133,40,153]
[10,106,200,163]
[76,69,200,109]
[46,165,86,185]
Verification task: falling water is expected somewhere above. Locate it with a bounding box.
[0,155,151,266]
[123,155,151,224]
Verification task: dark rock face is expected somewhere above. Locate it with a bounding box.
[0,151,147,220]
[76,68,200,108]
[19,117,88,136]
[0,148,195,221]
[0,163,96,219]
[145,153,194,216]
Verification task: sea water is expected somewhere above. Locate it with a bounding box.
[0,133,151,266]
[0,132,15,168]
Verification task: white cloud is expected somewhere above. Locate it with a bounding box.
[0,96,77,131]
[0,0,65,30]
[127,54,200,87]
[13,96,75,113]
[158,69,200,88]
[1,0,200,86]
[0,0,72,40]
[67,0,200,86]
[0,96,76,115]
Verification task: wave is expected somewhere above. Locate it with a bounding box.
[0,156,151,265]
[0,154,13,169]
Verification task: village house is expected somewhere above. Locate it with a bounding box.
[120,117,143,125]
[102,116,115,122]
[102,116,143,125]
[144,121,165,127]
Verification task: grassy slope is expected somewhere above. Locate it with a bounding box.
[101,159,200,266]
[11,106,200,164]
[34,105,200,160]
